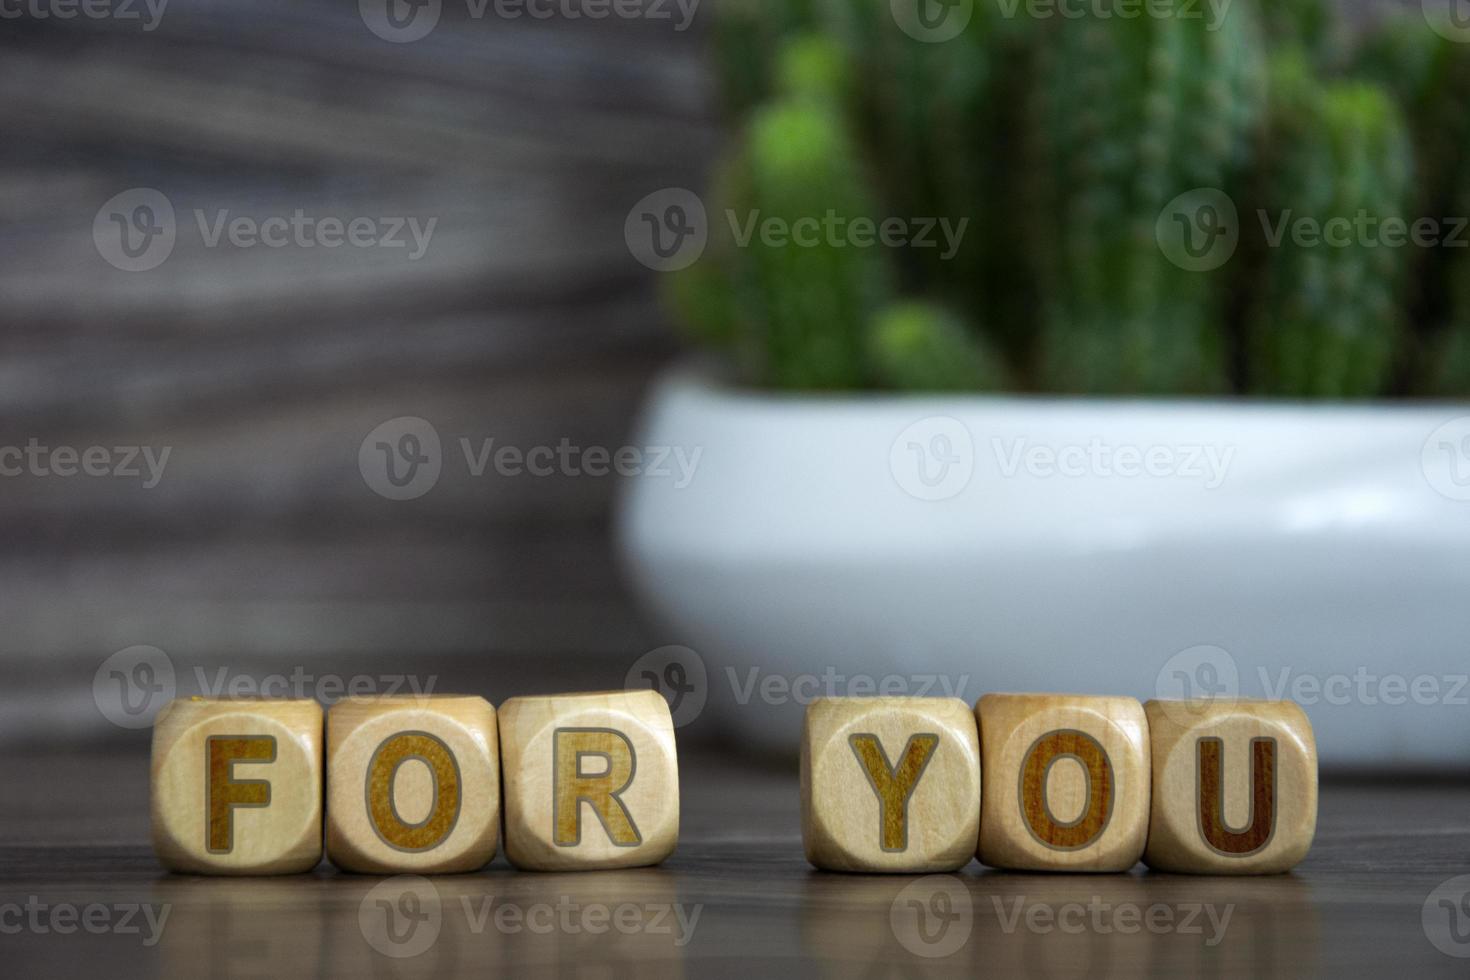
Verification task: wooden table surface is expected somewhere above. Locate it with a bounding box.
[2,748,1467,977]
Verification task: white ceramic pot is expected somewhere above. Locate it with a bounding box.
[615,362,1470,768]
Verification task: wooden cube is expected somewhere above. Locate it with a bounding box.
[499,689,678,871]
[1143,699,1317,874]
[801,697,980,872]
[325,695,500,874]
[976,693,1149,872]
[151,697,323,875]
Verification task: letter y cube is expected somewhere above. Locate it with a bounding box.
[801,697,980,872]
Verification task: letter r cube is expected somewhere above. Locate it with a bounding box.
[499,690,679,870]
[801,697,980,872]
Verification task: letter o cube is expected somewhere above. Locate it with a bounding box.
[977,693,1150,872]
[326,695,500,874]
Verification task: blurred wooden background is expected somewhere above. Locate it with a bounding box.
[0,0,1401,746]
[0,1,723,745]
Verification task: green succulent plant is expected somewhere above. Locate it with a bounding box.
[711,0,819,117]
[1027,0,1266,395]
[1261,0,1338,67]
[670,0,1470,400]
[681,90,890,390]
[1353,13,1470,396]
[868,302,1007,393]
[1244,56,1412,398]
